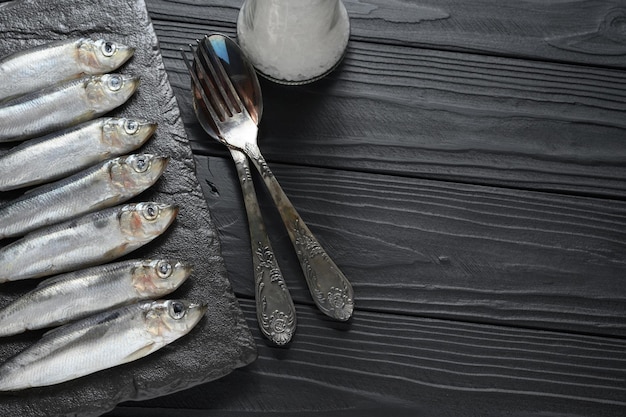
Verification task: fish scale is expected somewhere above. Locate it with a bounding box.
[0,118,156,192]
[0,202,179,283]
[0,259,191,337]
[0,38,134,102]
[0,74,139,142]
[0,80,90,139]
[0,300,207,391]
[0,154,168,239]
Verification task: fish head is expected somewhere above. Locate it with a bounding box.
[85,74,139,112]
[77,38,135,73]
[132,259,192,297]
[143,299,207,342]
[119,202,179,240]
[102,118,156,150]
[109,154,169,192]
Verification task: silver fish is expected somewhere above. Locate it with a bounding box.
[0,202,178,283]
[0,259,192,337]
[0,38,134,102]
[0,73,139,142]
[0,154,168,239]
[0,117,156,191]
[0,299,206,391]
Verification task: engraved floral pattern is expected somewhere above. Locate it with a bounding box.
[236,158,253,182]
[245,143,272,179]
[255,243,285,288]
[268,310,294,345]
[255,241,296,344]
[291,219,354,320]
[327,286,354,321]
[293,219,324,258]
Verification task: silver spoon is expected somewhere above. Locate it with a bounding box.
[182,36,296,345]
[186,34,354,321]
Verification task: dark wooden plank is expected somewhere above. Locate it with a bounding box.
[146,0,626,69]
[109,299,626,417]
[137,3,626,416]
[192,155,626,338]
[153,20,626,198]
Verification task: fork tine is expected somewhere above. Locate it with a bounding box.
[193,40,231,121]
[191,42,226,121]
[179,45,221,125]
[200,36,246,115]
[197,37,239,117]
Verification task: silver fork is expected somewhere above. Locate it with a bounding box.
[182,38,296,345]
[183,35,354,321]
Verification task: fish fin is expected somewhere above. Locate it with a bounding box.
[125,342,157,362]
[22,180,58,195]
[41,325,66,340]
[40,309,119,342]
[90,196,122,211]
[35,274,68,289]
[104,243,130,260]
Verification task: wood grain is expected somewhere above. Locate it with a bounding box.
[194,155,626,338]
[116,1,626,416]
[109,299,626,417]
[152,18,626,198]
[146,0,626,69]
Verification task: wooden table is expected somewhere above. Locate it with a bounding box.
[109,1,626,415]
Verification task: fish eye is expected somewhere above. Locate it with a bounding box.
[124,119,139,134]
[156,261,173,278]
[101,41,116,57]
[168,301,186,320]
[131,155,149,173]
[141,203,159,220]
[106,75,123,91]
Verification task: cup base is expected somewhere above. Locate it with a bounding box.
[250,45,348,86]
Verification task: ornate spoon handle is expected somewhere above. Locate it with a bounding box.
[243,143,354,321]
[229,148,296,345]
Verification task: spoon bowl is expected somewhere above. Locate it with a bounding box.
[191,34,262,134]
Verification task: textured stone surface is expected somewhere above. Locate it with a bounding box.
[0,0,256,415]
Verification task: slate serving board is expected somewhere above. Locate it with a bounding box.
[0,0,257,415]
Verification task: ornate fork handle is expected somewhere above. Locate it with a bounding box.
[243,143,354,321]
[229,148,297,345]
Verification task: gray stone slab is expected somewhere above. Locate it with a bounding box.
[0,0,256,415]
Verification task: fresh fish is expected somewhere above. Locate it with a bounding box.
[0,259,192,337]
[0,202,178,283]
[0,38,134,102]
[0,299,206,391]
[0,154,168,239]
[0,117,156,191]
[0,73,139,142]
